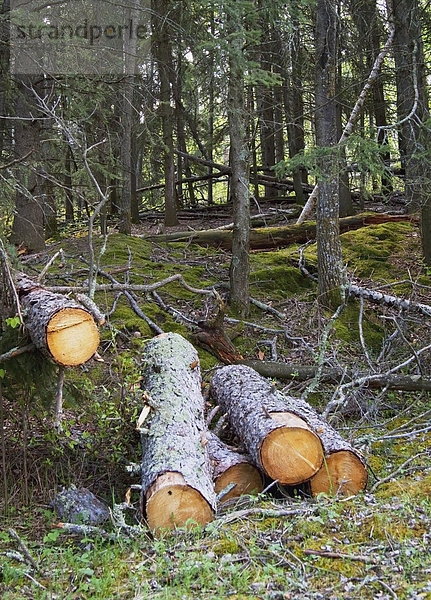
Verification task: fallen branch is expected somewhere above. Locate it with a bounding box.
[0,343,35,363]
[303,548,378,564]
[239,360,431,392]
[141,213,416,251]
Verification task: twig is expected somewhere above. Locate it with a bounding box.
[370,452,423,492]
[303,548,378,564]
[54,366,66,433]
[0,344,35,363]
[8,528,40,572]
[249,297,285,320]
[215,505,317,526]
[206,404,220,427]
[37,250,62,283]
[0,149,33,170]
[358,295,375,372]
[216,482,237,502]
[0,237,24,325]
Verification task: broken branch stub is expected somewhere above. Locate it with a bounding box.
[140,333,216,531]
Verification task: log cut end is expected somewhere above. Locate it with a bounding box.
[215,464,264,501]
[260,412,324,485]
[47,308,100,366]
[310,451,368,497]
[145,472,214,531]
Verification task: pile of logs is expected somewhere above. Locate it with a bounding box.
[139,333,368,531]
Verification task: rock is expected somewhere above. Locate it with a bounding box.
[51,486,109,525]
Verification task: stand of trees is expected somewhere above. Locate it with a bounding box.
[0,0,430,311]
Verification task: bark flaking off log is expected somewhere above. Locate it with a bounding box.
[211,365,324,485]
[140,333,216,530]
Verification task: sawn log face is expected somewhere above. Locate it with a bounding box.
[16,274,99,366]
[211,365,324,485]
[140,333,216,530]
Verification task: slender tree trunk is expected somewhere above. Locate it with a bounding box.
[226,4,250,317]
[315,0,343,309]
[0,0,10,157]
[392,0,431,264]
[152,0,178,227]
[11,77,45,252]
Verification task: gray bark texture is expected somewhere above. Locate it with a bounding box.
[16,273,99,366]
[211,365,367,495]
[206,430,264,499]
[140,333,216,527]
[211,364,324,485]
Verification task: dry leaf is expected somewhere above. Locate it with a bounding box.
[125,488,132,506]
[190,360,199,369]
[258,350,265,361]
[136,405,151,430]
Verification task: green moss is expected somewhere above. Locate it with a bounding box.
[333,303,383,351]
[212,538,240,556]
[250,264,311,300]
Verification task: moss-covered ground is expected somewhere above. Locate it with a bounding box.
[1,220,431,599]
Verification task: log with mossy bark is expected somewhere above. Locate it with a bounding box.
[212,365,367,496]
[142,213,416,251]
[205,431,264,501]
[140,333,216,531]
[16,274,100,367]
[210,365,324,485]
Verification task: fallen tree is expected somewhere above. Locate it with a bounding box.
[211,365,324,485]
[211,365,368,496]
[140,333,216,530]
[206,431,264,501]
[16,273,99,367]
[240,360,431,392]
[142,213,416,251]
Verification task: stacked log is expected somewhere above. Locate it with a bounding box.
[16,274,99,366]
[211,366,325,485]
[211,365,368,496]
[140,333,216,530]
[205,431,264,501]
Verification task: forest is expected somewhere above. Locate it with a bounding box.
[1,0,431,598]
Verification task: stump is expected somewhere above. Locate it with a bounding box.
[211,365,324,485]
[16,274,99,366]
[140,333,216,530]
[206,431,264,501]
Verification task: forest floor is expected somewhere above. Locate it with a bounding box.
[1,198,431,599]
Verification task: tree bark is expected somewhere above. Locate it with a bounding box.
[212,365,367,496]
[206,431,264,501]
[16,274,99,366]
[152,0,178,227]
[226,5,250,317]
[140,333,216,530]
[211,365,324,485]
[315,0,343,309]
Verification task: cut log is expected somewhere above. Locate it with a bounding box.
[240,360,431,392]
[140,333,216,530]
[16,274,99,366]
[205,431,264,501]
[210,365,324,485]
[211,365,367,496]
[142,213,417,251]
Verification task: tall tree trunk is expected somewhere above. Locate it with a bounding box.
[315,0,343,308]
[0,0,10,157]
[152,0,178,227]
[392,0,431,265]
[10,77,45,252]
[226,4,250,317]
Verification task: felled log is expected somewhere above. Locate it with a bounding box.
[211,365,324,485]
[16,274,99,366]
[241,360,431,392]
[143,213,416,251]
[140,333,216,530]
[205,431,264,501]
[213,365,367,496]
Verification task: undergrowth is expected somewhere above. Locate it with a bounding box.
[1,220,431,599]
